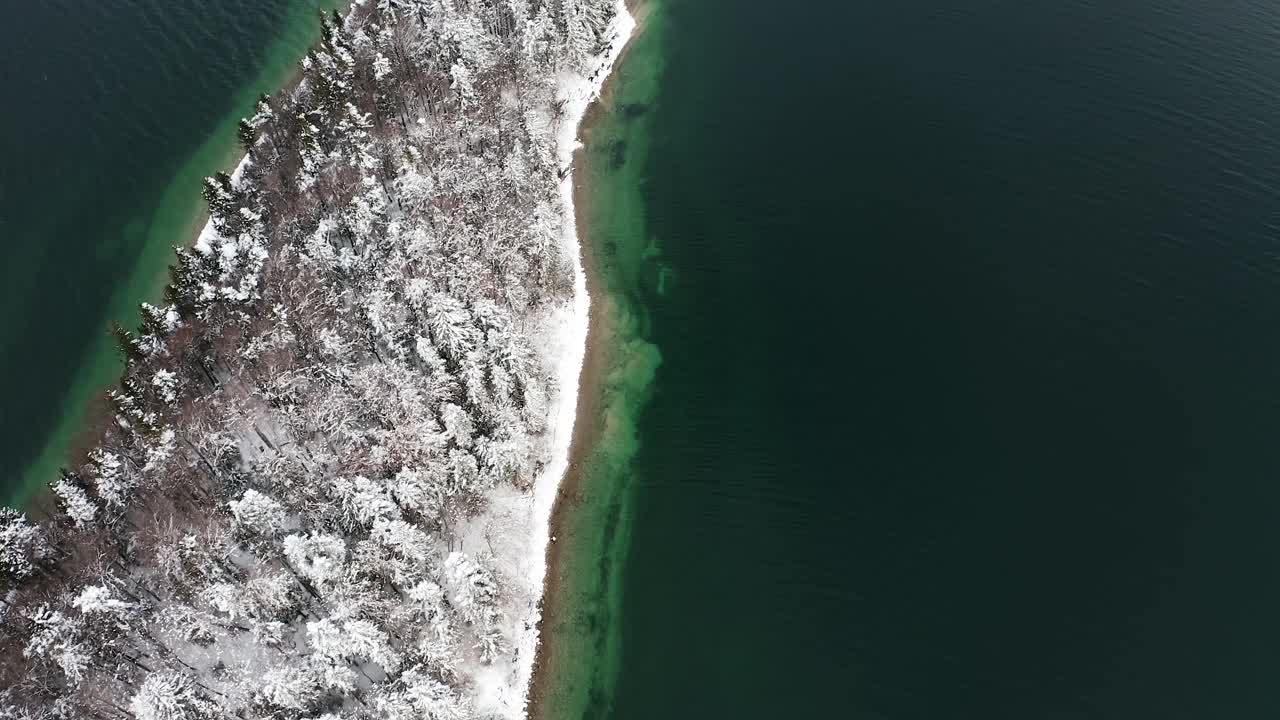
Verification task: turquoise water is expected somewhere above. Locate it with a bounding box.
[14,0,1280,715]
[1,0,340,503]
[532,8,667,715]
[559,0,1280,717]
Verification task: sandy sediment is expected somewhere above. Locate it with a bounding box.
[524,1,647,717]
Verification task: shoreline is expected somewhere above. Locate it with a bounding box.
[526,1,647,717]
[58,143,254,507]
[12,0,354,511]
[8,0,635,711]
[1,3,641,716]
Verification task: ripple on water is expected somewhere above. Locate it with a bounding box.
[2,0,341,503]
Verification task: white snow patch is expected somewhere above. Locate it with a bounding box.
[193,153,254,255]
[458,3,638,717]
[149,0,635,715]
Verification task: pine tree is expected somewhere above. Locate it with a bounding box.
[0,508,49,583]
[229,488,287,538]
[319,9,335,48]
[165,247,211,313]
[237,118,257,153]
[129,672,217,720]
[0,0,638,714]
[51,471,98,530]
[110,320,144,365]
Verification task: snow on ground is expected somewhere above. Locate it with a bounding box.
[194,153,254,255]
[457,3,638,716]
[106,1,634,716]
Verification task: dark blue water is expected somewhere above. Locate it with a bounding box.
[610,0,1280,716]
[0,0,331,499]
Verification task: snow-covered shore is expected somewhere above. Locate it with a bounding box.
[0,2,639,717]
[173,3,635,713]
[462,3,638,716]
[124,1,634,712]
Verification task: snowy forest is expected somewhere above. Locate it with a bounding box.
[0,0,622,717]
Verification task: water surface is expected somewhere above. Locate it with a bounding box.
[569,0,1280,717]
[0,0,338,502]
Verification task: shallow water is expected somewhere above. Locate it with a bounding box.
[533,7,667,716]
[563,0,1280,717]
[1,0,339,503]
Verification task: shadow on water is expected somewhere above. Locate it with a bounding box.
[609,140,627,170]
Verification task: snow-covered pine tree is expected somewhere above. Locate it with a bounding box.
[0,0,628,714]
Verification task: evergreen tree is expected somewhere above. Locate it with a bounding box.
[110,320,144,365]
[0,0,635,714]
[237,118,257,153]
[0,508,49,583]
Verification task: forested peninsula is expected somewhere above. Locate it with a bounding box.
[0,0,632,717]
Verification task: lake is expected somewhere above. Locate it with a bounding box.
[560,0,1280,717]
[0,0,337,503]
